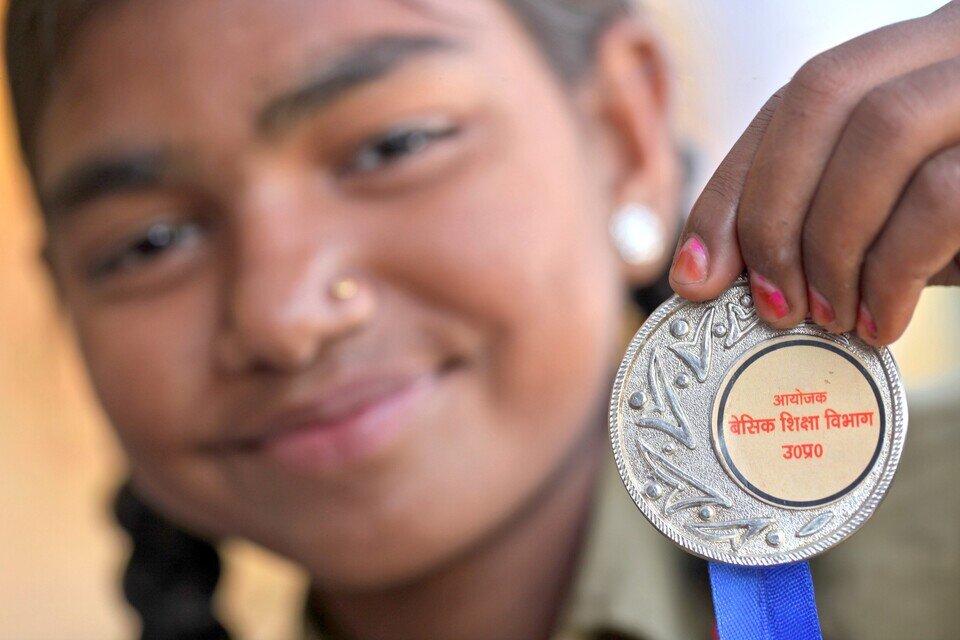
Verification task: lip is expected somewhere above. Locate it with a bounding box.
[229,371,441,474]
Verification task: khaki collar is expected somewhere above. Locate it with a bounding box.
[554,456,713,640]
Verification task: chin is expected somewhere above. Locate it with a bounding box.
[284,535,459,592]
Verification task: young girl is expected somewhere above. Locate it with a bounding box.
[5,1,959,638]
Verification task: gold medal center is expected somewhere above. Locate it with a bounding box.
[712,336,884,508]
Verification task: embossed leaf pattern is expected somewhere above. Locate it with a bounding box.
[637,442,732,515]
[724,300,760,349]
[669,307,715,383]
[636,353,696,449]
[796,512,834,538]
[686,518,775,551]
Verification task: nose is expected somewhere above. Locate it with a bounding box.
[214,203,375,376]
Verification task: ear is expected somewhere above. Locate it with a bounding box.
[582,17,682,287]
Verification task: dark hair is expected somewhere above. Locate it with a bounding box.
[4,2,637,638]
[113,483,229,640]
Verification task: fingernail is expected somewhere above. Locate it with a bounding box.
[807,286,836,325]
[671,236,709,285]
[858,302,879,341]
[751,272,790,319]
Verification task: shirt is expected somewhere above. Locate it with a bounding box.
[303,370,960,640]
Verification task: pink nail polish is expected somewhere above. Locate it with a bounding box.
[751,272,790,319]
[671,236,709,285]
[808,286,836,325]
[858,302,879,341]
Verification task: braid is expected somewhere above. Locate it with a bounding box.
[113,482,231,640]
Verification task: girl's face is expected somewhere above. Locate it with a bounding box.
[36,0,676,588]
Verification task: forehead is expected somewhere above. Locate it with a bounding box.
[36,0,526,182]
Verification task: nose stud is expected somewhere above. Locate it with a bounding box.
[329,277,361,302]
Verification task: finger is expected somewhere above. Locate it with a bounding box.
[859,146,960,345]
[735,7,960,328]
[669,91,782,301]
[804,55,960,334]
[928,255,960,287]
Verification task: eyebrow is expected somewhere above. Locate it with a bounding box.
[41,149,175,219]
[41,34,460,218]
[256,34,460,137]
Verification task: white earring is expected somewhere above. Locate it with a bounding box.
[609,203,667,267]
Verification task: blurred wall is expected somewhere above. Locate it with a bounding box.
[0,12,131,640]
[1,2,958,639]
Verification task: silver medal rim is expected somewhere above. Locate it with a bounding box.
[609,286,909,566]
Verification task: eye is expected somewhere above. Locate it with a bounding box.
[344,123,460,175]
[89,219,203,280]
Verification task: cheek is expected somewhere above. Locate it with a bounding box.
[379,106,625,448]
[456,119,623,425]
[72,283,218,456]
[492,215,624,444]
[70,285,243,536]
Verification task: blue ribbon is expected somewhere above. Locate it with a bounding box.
[709,562,823,640]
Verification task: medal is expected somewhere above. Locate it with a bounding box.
[610,277,908,637]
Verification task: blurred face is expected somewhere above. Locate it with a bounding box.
[36,0,672,588]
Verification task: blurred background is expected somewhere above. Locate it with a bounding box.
[0,1,955,638]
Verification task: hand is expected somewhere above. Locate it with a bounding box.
[670,2,960,346]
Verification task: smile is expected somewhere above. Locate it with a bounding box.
[233,370,443,475]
